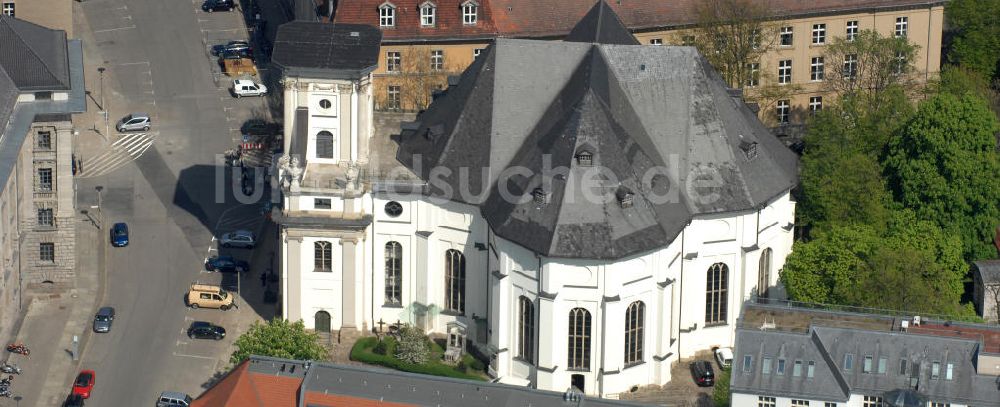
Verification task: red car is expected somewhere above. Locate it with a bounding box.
[71,370,95,399]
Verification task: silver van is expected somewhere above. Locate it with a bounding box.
[156,391,192,407]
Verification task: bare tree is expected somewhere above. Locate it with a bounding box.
[376,47,462,112]
[823,30,919,112]
[987,283,1000,323]
[687,0,782,90]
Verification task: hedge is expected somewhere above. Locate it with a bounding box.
[350,337,487,381]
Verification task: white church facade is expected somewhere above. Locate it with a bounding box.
[268,3,798,398]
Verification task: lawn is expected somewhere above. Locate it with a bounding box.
[350,336,488,381]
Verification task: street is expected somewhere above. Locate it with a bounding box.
[61,0,278,404]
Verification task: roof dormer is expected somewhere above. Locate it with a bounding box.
[378,2,396,28]
[461,0,479,25]
[532,187,549,206]
[420,1,437,27]
[616,187,634,209]
[575,143,595,166]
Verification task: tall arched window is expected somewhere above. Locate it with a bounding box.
[568,308,591,370]
[314,241,332,272]
[315,131,334,159]
[445,249,465,313]
[518,296,534,363]
[705,263,729,324]
[758,248,773,299]
[624,301,645,365]
[385,242,402,304]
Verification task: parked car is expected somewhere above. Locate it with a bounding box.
[110,222,129,247]
[204,255,249,273]
[714,347,734,369]
[186,284,234,310]
[211,40,252,58]
[63,394,85,407]
[115,113,150,132]
[71,370,96,398]
[231,79,267,98]
[240,119,281,137]
[92,306,115,333]
[219,230,256,248]
[156,391,192,407]
[690,360,715,387]
[201,0,234,12]
[188,321,226,340]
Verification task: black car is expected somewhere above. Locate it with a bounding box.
[64,394,85,407]
[690,360,715,387]
[202,0,235,12]
[211,41,252,58]
[187,321,226,340]
[204,255,249,273]
[240,119,281,137]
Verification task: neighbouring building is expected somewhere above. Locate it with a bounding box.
[0,0,72,37]
[327,0,943,131]
[191,355,643,406]
[0,16,84,343]
[271,4,798,398]
[974,260,1000,324]
[731,301,1000,406]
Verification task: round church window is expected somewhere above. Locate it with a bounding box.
[385,201,403,217]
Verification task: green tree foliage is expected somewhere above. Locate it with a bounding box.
[781,225,877,304]
[945,0,1000,81]
[883,93,1000,260]
[712,368,731,407]
[394,325,431,364]
[823,30,919,114]
[230,319,328,364]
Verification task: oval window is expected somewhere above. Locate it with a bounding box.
[384,201,403,217]
[319,99,332,109]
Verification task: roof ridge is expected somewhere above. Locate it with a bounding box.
[0,16,65,89]
[810,328,852,398]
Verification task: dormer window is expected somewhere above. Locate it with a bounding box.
[420,2,436,27]
[739,140,758,161]
[462,1,478,25]
[379,3,396,27]
[616,187,634,209]
[576,150,593,166]
[532,187,549,206]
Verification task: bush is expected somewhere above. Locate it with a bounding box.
[350,337,485,381]
[395,325,431,364]
[373,339,389,355]
[470,359,485,371]
[713,368,731,407]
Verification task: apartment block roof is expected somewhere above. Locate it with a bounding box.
[192,356,644,407]
[273,22,383,79]
[333,0,946,42]
[733,303,1000,406]
[394,4,797,260]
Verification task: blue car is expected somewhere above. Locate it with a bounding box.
[110,223,129,247]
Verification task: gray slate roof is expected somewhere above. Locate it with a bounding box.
[395,15,798,260]
[732,326,1000,406]
[0,15,70,91]
[974,259,1000,284]
[565,0,640,45]
[272,22,382,80]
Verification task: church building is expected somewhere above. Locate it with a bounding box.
[270,2,798,397]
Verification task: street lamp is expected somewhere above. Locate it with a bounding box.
[97,67,109,137]
[14,395,21,407]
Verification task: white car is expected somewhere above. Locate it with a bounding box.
[715,347,734,369]
[232,79,267,98]
[219,230,256,249]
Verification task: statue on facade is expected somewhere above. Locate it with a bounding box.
[287,156,302,192]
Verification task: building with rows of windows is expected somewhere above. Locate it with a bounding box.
[321,0,944,131]
[732,302,1000,407]
[271,3,799,398]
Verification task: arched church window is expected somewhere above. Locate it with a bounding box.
[568,308,591,370]
[445,249,465,313]
[706,263,729,324]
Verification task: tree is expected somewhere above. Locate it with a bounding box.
[230,319,328,364]
[781,224,877,305]
[945,0,1000,82]
[394,325,431,364]
[712,368,731,407]
[688,0,781,90]
[883,93,1000,260]
[823,30,919,113]
[376,47,462,112]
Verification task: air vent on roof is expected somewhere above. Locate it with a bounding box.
[350,31,360,37]
[575,150,593,166]
[739,140,758,161]
[532,187,549,206]
[640,64,646,71]
[616,187,634,209]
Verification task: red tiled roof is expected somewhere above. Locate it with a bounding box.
[333,0,499,42]
[304,392,417,406]
[191,361,303,407]
[909,322,1000,354]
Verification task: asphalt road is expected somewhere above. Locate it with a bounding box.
[71,0,274,404]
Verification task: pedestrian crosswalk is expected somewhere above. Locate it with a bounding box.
[78,132,156,178]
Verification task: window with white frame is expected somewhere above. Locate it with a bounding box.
[473,48,483,59]
[314,241,332,272]
[878,357,887,374]
[624,301,644,366]
[386,51,401,72]
[776,358,786,375]
[930,403,950,407]
[863,355,873,373]
[37,168,53,191]
[793,359,803,377]
[743,355,753,372]
[430,50,444,71]
[462,1,478,25]
[809,96,823,114]
[36,131,52,150]
[846,20,858,41]
[37,207,54,227]
[649,38,662,45]
[746,62,760,87]
[518,296,534,362]
[807,360,816,378]
[862,396,882,407]
[810,57,824,81]
[758,396,776,407]
[778,60,792,84]
[379,4,395,27]
[894,51,907,75]
[812,23,826,44]
[385,242,402,304]
[705,263,729,324]
[825,404,837,407]
[844,353,854,371]
[945,363,953,380]
[568,308,592,370]
[445,249,465,313]
[779,26,793,46]
[1,2,13,16]
[895,16,908,37]
[791,401,809,407]
[387,85,401,111]
[776,100,790,124]
[420,2,436,26]
[844,54,858,79]
[931,361,940,379]
[762,357,772,374]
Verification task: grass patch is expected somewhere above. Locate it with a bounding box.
[350,337,487,381]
